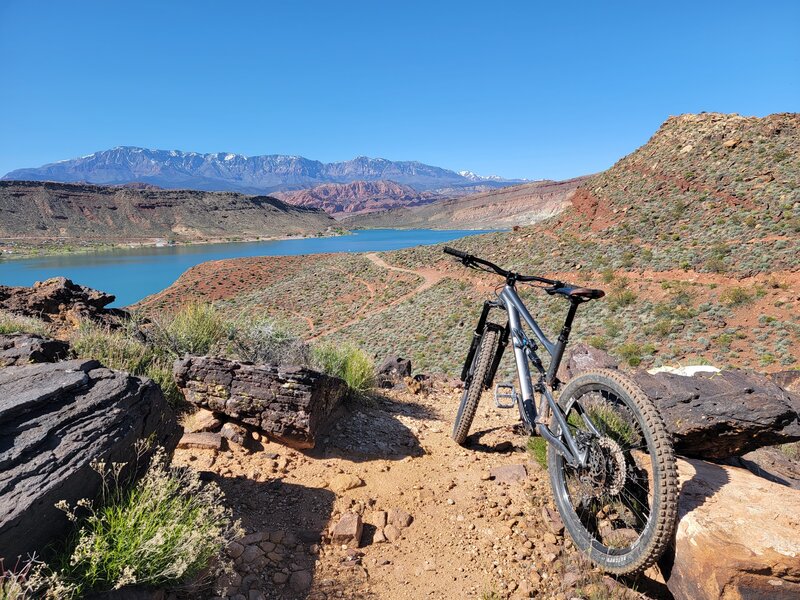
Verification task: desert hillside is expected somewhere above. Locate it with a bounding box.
[140,113,800,375]
[342,177,590,230]
[0,180,337,243]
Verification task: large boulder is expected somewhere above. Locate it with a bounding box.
[633,369,800,459]
[0,277,127,330]
[377,356,412,388]
[0,333,71,367]
[174,356,348,449]
[0,359,181,560]
[557,345,800,459]
[667,458,800,599]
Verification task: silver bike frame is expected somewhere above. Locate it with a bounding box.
[499,284,589,467]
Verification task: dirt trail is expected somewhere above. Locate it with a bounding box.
[173,384,659,600]
[306,254,447,341]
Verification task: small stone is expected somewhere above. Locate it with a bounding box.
[331,512,363,547]
[240,545,264,564]
[388,508,413,528]
[272,572,288,584]
[489,464,527,484]
[227,541,245,559]
[184,408,221,433]
[373,529,387,543]
[328,474,364,493]
[220,422,249,447]
[369,510,388,528]
[383,524,401,542]
[259,540,276,552]
[269,530,285,544]
[289,570,313,592]
[240,531,265,545]
[177,432,224,451]
[248,591,265,600]
[543,532,558,545]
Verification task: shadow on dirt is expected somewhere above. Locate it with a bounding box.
[210,475,337,599]
[306,392,437,463]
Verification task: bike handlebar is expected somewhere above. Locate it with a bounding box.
[442,246,561,286]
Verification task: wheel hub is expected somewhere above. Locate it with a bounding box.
[578,436,627,498]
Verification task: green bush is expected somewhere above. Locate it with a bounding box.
[55,448,241,596]
[0,310,51,336]
[226,317,309,365]
[719,287,754,307]
[312,342,376,394]
[70,322,182,406]
[527,437,547,469]
[152,302,229,356]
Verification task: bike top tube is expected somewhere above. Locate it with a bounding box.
[500,285,555,356]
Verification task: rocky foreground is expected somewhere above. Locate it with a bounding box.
[172,364,800,600]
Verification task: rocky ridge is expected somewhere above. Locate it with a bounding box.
[0,180,337,243]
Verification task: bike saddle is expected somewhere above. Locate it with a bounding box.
[546,284,605,301]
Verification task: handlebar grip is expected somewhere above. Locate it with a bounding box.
[443,246,470,260]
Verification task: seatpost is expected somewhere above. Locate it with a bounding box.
[545,299,580,386]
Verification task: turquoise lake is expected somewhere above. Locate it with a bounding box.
[0,229,491,307]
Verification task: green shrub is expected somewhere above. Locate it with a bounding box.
[527,437,547,469]
[0,310,51,336]
[607,289,637,311]
[227,317,309,365]
[615,342,655,367]
[152,302,229,356]
[312,342,375,394]
[719,287,754,307]
[70,322,182,406]
[55,448,241,596]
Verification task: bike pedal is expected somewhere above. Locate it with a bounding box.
[494,382,518,409]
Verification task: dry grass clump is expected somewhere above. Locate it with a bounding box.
[0,310,51,336]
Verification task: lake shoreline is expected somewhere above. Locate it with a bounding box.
[0,229,493,307]
[0,229,352,261]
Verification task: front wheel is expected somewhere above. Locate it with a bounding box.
[547,369,678,575]
[452,328,498,445]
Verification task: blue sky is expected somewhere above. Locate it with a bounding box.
[1,1,798,180]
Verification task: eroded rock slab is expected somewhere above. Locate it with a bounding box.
[668,458,800,600]
[0,277,127,330]
[0,333,71,367]
[634,369,800,458]
[174,355,348,449]
[0,359,181,559]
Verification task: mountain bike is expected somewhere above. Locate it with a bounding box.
[443,246,677,575]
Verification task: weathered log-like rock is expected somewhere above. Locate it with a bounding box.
[0,359,181,560]
[174,356,348,449]
[0,277,127,330]
[0,333,70,367]
[633,369,800,459]
[668,458,800,600]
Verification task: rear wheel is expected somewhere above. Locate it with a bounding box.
[546,369,678,574]
[452,329,498,445]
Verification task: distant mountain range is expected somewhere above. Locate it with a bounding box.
[2,147,527,194]
[274,180,440,215]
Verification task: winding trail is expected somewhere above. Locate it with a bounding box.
[306,253,446,341]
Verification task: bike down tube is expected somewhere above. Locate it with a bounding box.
[501,286,584,467]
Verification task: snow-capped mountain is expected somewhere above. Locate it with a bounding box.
[2,147,525,193]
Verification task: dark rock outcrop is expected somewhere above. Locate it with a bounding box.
[557,346,800,459]
[0,359,181,560]
[0,333,70,366]
[377,356,412,388]
[174,356,348,449]
[634,369,800,459]
[556,343,619,382]
[0,277,127,330]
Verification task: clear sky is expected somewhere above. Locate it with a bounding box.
[1,0,798,180]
